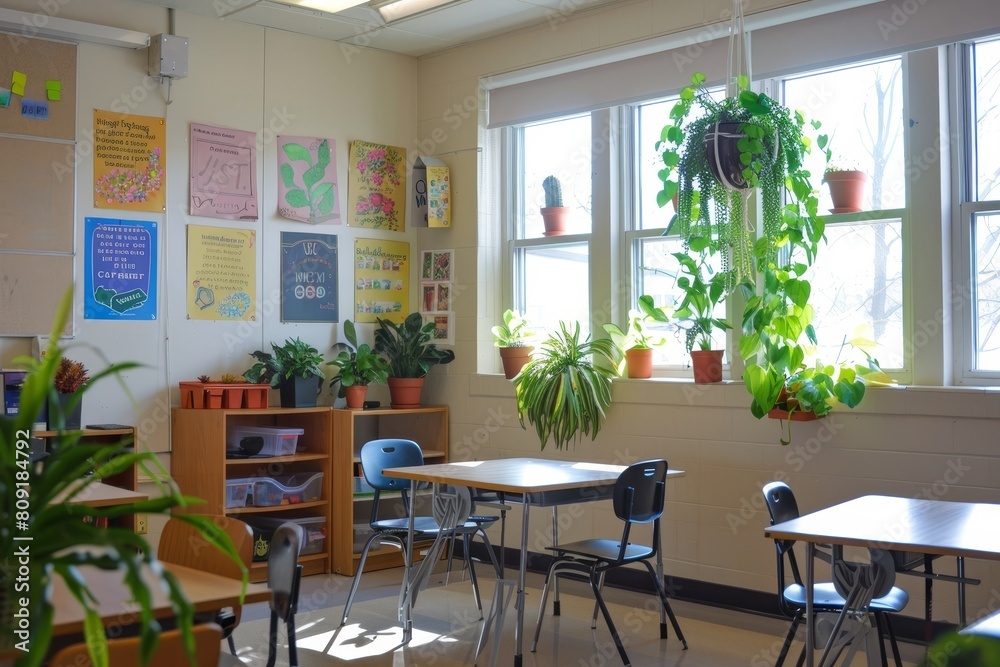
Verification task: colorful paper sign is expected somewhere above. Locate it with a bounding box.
[190,122,258,221]
[281,232,338,322]
[278,136,341,224]
[10,71,25,96]
[0,87,9,108]
[84,218,158,320]
[45,80,60,101]
[347,140,406,232]
[93,110,166,212]
[20,99,47,119]
[354,238,409,324]
[186,224,257,320]
[411,156,451,228]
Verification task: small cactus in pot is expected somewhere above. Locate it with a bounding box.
[540,174,569,236]
[542,174,563,208]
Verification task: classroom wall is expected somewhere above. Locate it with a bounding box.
[413,0,1000,626]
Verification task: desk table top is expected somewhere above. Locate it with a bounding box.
[53,481,148,508]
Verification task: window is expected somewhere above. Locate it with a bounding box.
[963,36,1000,375]
[782,57,907,370]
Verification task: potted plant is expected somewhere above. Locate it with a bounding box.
[244,337,325,408]
[670,252,731,383]
[492,309,535,379]
[327,319,391,409]
[374,312,455,409]
[513,321,619,450]
[603,295,671,378]
[540,174,569,236]
[50,356,90,430]
[0,289,244,665]
[822,152,868,213]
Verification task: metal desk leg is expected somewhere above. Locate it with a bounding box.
[806,542,815,667]
[401,504,417,644]
[551,506,560,616]
[515,495,530,667]
[925,554,934,645]
[958,556,967,627]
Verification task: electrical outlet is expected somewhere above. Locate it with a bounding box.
[135,514,148,534]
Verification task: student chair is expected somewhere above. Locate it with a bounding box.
[48,623,222,666]
[157,515,253,657]
[265,522,305,667]
[530,459,688,667]
[763,481,909,667]
[340,438,501,626]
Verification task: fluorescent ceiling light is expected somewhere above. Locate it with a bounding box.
[289,0,368,12]
[372,0,463,23]
[0,8,149,49]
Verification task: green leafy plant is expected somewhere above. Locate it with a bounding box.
[280,139,337,223]
[492,309,535,348]
[542,175,563,208]
[0,288,244,667]
[671,252,732,353]
[244,337,325,387]
[513,321,620,450]
[327,319,391,398]
[374,312,455,378]
[603,296,671,373]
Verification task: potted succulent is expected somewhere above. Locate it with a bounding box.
[492,309,535,379]
[0,288,244,665]
[540,174,569,236]
[821,152,868,213]
[49,356,90,430]
[374,312,455,409]
[244,337,325,408]
[327,319,391,409]
[513,321,619,450]
[603,295,671,378]
[671,252,731,383]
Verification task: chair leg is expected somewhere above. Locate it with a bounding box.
[530,558,560,652]
[642,560,687,649]
[463,534,484,620]
[590,568,631,667]
[476,525,503,578]
[227,634,236,656]
[873,612,889,667]
[265,611,279,667]
[591,571,606,630]
[775,612,801,667]
[341,532,382,626]
[881,612,903,667]
[287,616,298,667]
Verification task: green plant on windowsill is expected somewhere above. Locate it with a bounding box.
[670,252,732,354]
[492,309,537,380]
[0,288,244,667]
[513,321,620,450]
[603,295,671,377]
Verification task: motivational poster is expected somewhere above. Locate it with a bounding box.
[189,122,258,221]
[281,232,338,322]
[354,238,409,324]
[93,110,166,212]
[83,217,158,320]
[186,224,256,320]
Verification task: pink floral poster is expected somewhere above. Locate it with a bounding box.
[347,140,406,232]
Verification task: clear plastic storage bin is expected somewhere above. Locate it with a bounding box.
[225,477,254,509]
[246,516,327,562]
[251,472,324,507]
[225,425,304,457]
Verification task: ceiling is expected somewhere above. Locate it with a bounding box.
[127,0,623,58]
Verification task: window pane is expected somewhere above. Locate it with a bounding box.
[637,100,676,231]
[637,237,726,365]
[975,212,1000,370]
[519,243,590,335]
[783,58,905,212]
[974,38,1000,201]
[807,220,904,368]
[522,115,592,238]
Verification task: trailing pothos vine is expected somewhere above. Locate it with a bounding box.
[656,72,891,442]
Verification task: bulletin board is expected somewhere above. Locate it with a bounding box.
[0,136,75,252]
[0,36,76,140]
[0,254,74,336]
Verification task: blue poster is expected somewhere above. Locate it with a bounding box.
[281,231,338,322]
[84,217,158,320]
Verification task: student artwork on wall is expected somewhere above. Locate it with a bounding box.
[83,218,158,320]
[280,232,338,322]
[420,249,453,283]
[277,136,341,224]
[189,122,258,221]
[347,140,406,232]
[422,312,454,346]
[186,224,257,320]
[354,238,409,324]
[93,110,166,212]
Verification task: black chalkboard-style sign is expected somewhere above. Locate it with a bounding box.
[280,232,338,322]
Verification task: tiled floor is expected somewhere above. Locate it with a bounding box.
[231,565,925,666]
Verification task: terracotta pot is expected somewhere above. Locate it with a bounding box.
[824,170,867,213]
[704,122,750,190]
[387,377,425,409]
[222,386,245,409]
[344,385,368,409]
[690,349,724,384]
[625,347,653,379]
[540,206,569,236]
[768,407,821,421]
[499,346,533,379]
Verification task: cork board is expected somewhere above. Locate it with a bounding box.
[0,36,76,140]
[0,253,74,336]
[0,136,75,252]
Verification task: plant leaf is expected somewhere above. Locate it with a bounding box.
[282,142,311,163]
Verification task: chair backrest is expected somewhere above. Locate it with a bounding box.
[268,522,305,622]
[360,438,423,491]
[762,481,800,555]
[832,548,897,603]
[158,515,253,581]
[49,623,222,666]
[613,459,668,524]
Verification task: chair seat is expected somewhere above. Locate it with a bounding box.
[547,538,653,563]
[783,582,909,612]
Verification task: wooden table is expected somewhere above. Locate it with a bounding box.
[765,495,1000,667]
[384,457,684,667]
[54,481,148,507]
[49,560,270,637]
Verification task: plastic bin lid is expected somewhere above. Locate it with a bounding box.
[246,516,325,529]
